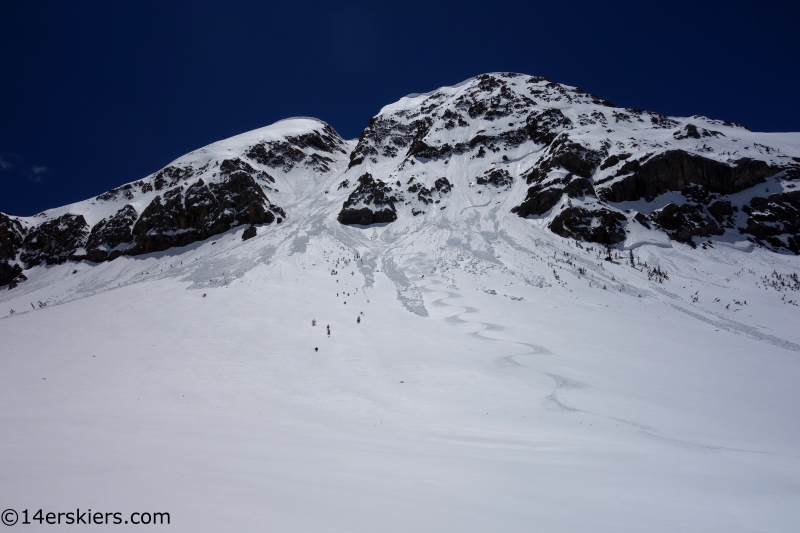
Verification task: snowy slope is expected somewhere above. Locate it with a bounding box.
[1,74,800,532]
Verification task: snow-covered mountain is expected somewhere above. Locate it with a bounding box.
[0,118,352,286]
[2,72,799,289]
[338,73,798,249]
[2,74,800,532]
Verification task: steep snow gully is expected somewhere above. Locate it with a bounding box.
[2,73,800,532]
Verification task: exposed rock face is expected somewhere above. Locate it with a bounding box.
[740,191,800,253]
[338,173,398,225]
[0,261,23,288]
[542,140,605,180]
[513,172,596,218]
[96,183,136,201]
[525,108,573,145]
[588,150,795,248]
[152,165,196,191]
[599,151,777,202]
[708,200,736,227]
[1,118,353,288]
[512,186,564,217]
[599,153,632,171]
[21,214,89,266]
[77,156,289,262]
[242,225,257,241]
[349,116,430,167]
[85,205,138,262]
[476,169,513,189]
[0,213,25,262]
[0,214,26,287]
[337,72,797,251]
[652,203,724,246]
[130,168,284,254]
[0,214,26,286]
[345,74,605,171]
[673,123,723,140]
[245,124,347,173]
[3,74,800,291]
[338,208,396,225]
[507,124,791,249]
[512,136,605,221]
[406,177,452,207]
[549,207,627,245]
[433,177,452,194]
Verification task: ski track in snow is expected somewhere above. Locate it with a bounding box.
[3,220,800,532]
[670,303,800,353]
[418,264,777,456]
[3,83,800,530]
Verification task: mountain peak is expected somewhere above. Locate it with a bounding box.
[1,73,799,289]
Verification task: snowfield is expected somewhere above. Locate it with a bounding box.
[3,198,799,532]
[2,74,800,532]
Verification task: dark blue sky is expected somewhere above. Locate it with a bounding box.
[2,0,798,216]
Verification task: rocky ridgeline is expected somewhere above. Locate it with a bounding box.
[2,74,799,289]
[0,160,285,287]
[338,73,799,252]
[0,121,347,287]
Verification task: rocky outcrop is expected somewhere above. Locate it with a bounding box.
[512,186,563,217]
[434,177,452,194]
[599,150,778,202]
[0,261,23,288]
[1,120,354,287]
[0,213,25,286]
[21,214,89,266]
[619,189,799,251]
[349,116,432,167]
[245,124,347,173]
[152,165,195,191]
[219,158,275,185]
[406,177,452,206]
[338,207,397,225]
[564,177,595,198]
[549,206,627,245]
[739,191,800,253]
[651,203,724,246]
[599,153,632,171]
[525,108,573,145]
[130,167,284,254]
[242,225,257,241]
[84,205,138,262]
[673,123,723,140]
[61,158,284,264]
[403,107,585,165]
[512,173,596,218]
[511,138,604,219]
[542,140,605,179]
[0,213,24,260]
[707,200,736,227]
[2,165,288,285]
[338,173,398,225]
[476,169,513,189]
[346,74,610,171]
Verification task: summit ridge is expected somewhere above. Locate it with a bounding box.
[2,73,799,289]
